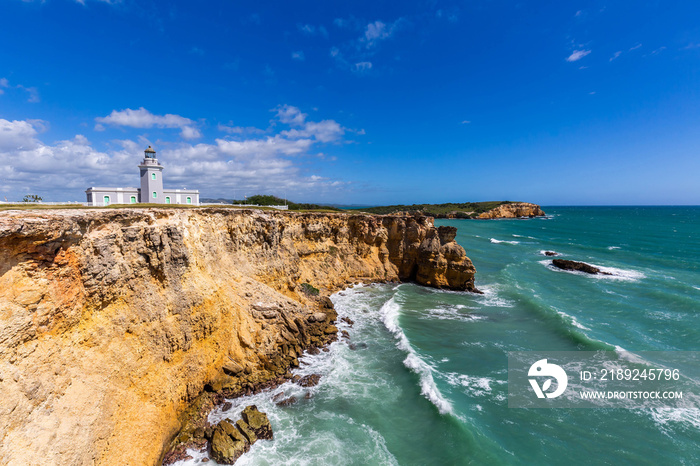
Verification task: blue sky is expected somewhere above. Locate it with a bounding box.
[1,0,699,205]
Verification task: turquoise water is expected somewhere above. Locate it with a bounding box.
[176,207,700,465]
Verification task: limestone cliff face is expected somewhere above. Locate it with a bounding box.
[477,202,545,219]
[0,208,477,466]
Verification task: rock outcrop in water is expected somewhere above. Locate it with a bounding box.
[552,259,611,275]
[0,208,477,465]
[209,406,272,464]
[477,202,545,219]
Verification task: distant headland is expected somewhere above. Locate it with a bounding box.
[356,201,546,219]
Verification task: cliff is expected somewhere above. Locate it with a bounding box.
[477,202,545,219]
[0,208,477,465]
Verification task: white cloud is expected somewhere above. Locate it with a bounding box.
[329,18,405,73]
[298,24,328,37]
[95,107,202,139]
[276,105,307,126]
[461,120,471,124]
[610,51,622,61]
[360,19,404,48]
[0,119,40,151]
[291,51,305,61]
[281,120,344,143]
[0,78,40,102]
[353,62,372,73]
[217,123,266,135]
[566,50,591,62]
[0,106,351,200]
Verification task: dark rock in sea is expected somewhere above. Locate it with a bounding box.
[207,407,273,464]
[221,402,233,412]
[272,392,285,402]
[210,419,249,464]
[341,330,350,339]
[241,405,273,440]
[304,392,313,399]
[292,375,301,383]
[341,317,354,326]
[544,251,558,257]
[552,259,611,275]
[276,396,298,407]
[298,374,321,387]
[307,347,321,355]
[202,459,209,463]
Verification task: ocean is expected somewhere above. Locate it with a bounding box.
[174,206,700,465]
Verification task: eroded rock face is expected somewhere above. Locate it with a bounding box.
[0,208,477,465]
[477,202,546,219]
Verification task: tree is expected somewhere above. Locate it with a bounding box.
[22,194,43,203]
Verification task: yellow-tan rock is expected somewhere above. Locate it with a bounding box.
[0,208,477,465]
[477,202,545,219]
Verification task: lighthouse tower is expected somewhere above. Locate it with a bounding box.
[85,145,199,206]
[138,146,164,203]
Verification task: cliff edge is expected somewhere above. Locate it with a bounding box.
[477,202,545,219]
[0,208,477,465]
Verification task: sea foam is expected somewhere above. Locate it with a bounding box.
[379,297,454,415]
[540,260,646,282]
[490,238,520,244]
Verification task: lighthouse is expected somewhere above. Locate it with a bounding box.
[139,146,165,203]
[85,146,200,206]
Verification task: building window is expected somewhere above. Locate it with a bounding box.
[152,191,157,199]
[130,196,136,204]
[103,195,110,206]
[151,173,156,181]
[165,197,171,204]
[186,197,192,204]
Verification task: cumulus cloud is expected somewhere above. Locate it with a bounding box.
[0,106,352,200]
[95,107,202,139]
[275,105,307,126]
[566,50,591,62]
[291,51,305,61]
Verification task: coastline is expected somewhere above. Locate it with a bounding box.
[0,208,477,465]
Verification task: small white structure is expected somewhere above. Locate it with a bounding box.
[86,146,200,206]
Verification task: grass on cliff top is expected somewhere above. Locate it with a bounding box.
[201,194,344,212]
[357,201,516,216]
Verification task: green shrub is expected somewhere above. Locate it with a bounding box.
[300,283,320,296]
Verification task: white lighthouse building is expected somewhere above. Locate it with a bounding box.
[85,146,200,206]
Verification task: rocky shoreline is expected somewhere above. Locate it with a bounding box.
[0,208,478,465]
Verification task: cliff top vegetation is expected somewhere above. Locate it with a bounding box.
[357,201,516,217]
